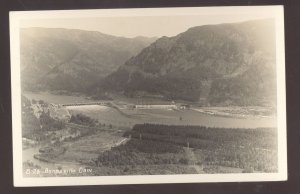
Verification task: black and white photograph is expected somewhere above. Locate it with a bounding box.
[10,6,286,186]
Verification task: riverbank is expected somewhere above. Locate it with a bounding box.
[192,106,276,119]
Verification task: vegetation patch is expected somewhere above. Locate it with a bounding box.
[94,123,277,174]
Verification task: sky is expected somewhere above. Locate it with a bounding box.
[20,12,275,38]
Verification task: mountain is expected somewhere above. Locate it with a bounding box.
[20,27,156,92]
[100,19,276,106]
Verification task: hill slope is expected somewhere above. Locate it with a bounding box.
[100,19,276,106]
[20,27,156,92]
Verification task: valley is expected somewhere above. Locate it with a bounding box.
[20,18,279,177]
[22,92,277,176]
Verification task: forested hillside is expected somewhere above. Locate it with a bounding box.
[100,19,276,106]
[20,27,156,92]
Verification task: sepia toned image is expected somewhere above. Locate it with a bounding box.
[10,6,286,186]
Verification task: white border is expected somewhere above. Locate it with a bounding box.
[10,6,287,187]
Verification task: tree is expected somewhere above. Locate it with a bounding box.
[70,113,97,127]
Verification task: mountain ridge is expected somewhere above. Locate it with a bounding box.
[98,19,276,106]
[20,27,157,92]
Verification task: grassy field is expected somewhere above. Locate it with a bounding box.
[57,130,126,164]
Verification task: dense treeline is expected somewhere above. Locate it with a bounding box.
[21,95,100,143]
[127,132,217,149]
[91,163,197,176]
[120,123,277,172]
[22,95,41,137]
[128,123,277,149]
[39,111,65,131]
[96,139,188,167]
[69,113,97,127]
[196,147,277,172]
[22,95,65,142]
[21,99,47,142]
[22,112,41,137]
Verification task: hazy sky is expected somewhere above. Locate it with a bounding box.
[21,14,273,38]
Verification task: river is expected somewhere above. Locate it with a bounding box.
[23,91,276,129]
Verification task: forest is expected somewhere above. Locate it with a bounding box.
[94,123,277,174]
